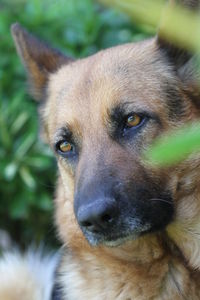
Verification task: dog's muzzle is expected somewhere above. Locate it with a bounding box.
[74,178,174,246]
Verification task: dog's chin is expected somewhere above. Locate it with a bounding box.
[101,234,139,247]
[83,224,151,247]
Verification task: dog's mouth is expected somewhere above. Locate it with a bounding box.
[81,221,152,247]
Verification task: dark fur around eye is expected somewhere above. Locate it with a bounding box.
[53,127,78,159]
[109,109,149,140]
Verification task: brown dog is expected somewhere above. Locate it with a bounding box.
[8,0,200,299]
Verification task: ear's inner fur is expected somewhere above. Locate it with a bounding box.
[11,23,73,101]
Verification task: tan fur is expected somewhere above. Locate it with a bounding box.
[48,40,200,299]
[10,1,200,298]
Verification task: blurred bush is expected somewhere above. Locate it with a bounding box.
[0,0,151,248]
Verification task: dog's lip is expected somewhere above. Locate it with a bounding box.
[102,233,139,247]
[85,232,140,247]
[83,223,151,247]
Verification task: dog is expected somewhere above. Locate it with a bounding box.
[1,0,200,299]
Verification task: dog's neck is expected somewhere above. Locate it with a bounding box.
[167,163,200,269]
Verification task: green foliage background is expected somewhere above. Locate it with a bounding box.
[0,0,151,248]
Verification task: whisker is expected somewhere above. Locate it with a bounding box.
[149,198,173,205]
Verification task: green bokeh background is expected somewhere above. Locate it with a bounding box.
[0,0,152,248]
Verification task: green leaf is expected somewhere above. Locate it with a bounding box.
[37,194,53,211]
[4,162,18,181]
[10,195,29,219]
[11,112,29,134]
[19,166,36,190]
[15,134,35,158]
[0,112,11,149]
[146,123,200,166]
[26,156,52,169]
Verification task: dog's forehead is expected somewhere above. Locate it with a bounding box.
[47,39,173,130]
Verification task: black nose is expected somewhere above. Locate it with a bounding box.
[77,198,118,233]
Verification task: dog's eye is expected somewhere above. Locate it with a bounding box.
[57,141,74,154]
[126,114,142,128]
[59,141,72,152]
[122,113,147,137]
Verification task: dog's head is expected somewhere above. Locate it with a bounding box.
[11,0,200,247]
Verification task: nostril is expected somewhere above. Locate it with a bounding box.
[81,221,93,228]
[80,212,115,232]
[81,216,113,228]
[101,213,113,223]
[80,220,100,234]
[77,198,118,232]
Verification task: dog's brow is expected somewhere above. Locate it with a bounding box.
[109,102,161,123]
[109,102,138,122]
[54,126,72,143]
[109,104,127,124]
[107,103,136,138]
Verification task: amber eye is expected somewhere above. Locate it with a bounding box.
[58,141,73,153]
[126,114,142,127]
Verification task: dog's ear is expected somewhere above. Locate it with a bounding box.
[11,23,72,101]
[157,0,200,98]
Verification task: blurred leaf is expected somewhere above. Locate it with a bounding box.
[26,155,52,169]
[100,0,200,53]
[15,134,35,158]
[37,193,53,211]
[0,113,11,149]
[146,123,200,166]
[11,112,29,134]
[19,166,36,190]
[4,162,18,181]
[10,195,29,219]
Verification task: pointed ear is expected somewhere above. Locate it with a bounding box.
[157,0,200,99]
[11,23,72,101]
